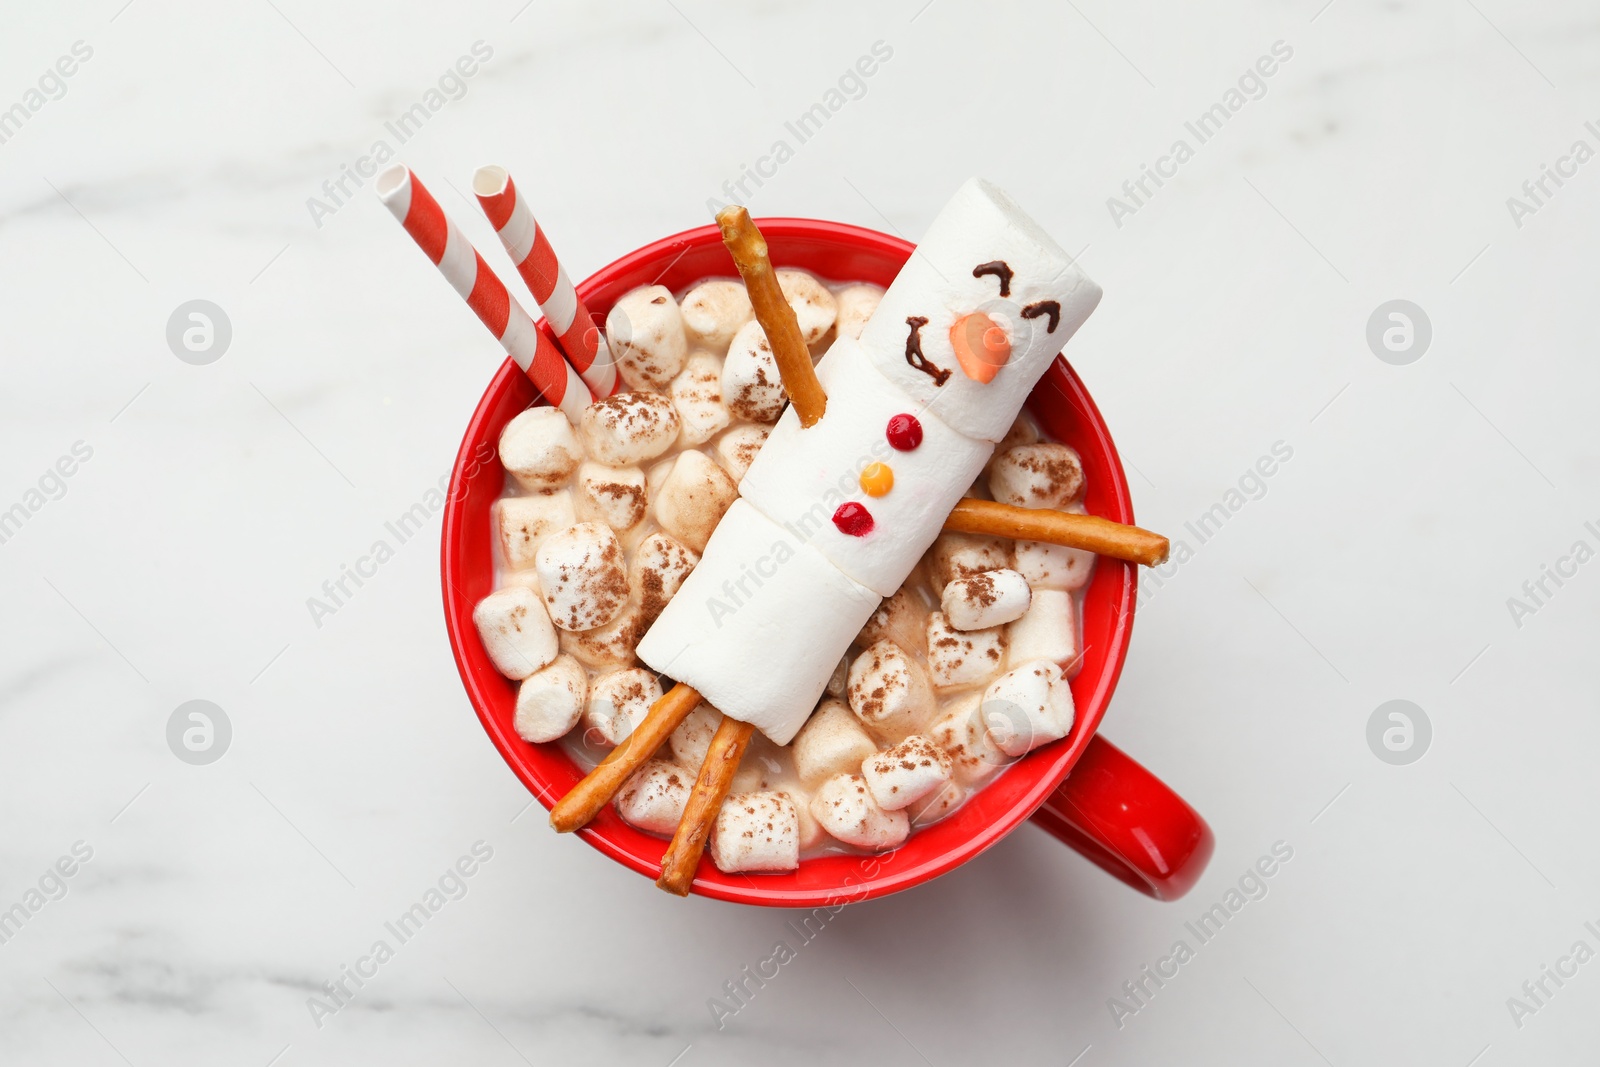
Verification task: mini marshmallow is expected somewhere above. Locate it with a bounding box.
[862,735,953,811]
[847,639,936,740]
[473,586,559,680]
[614,759,692,835]
[1005,588,1079,669]
[1014,538,1094,592]
[513,653,587,743]
[668,701,721,769]
[499,569,543,592]
[941,568,1032,630]
[637,500,880,745]
[560,532,697,668]
[787,788,826,851]
[792,698,879,785]
[776,269,838,344]
[679,279,753,352]
[497,491,577,570]
[857,178,1102,442]
[834,283,883,340]
[669,352,731,446]
[653,449,739,553]
[925,533,1014,594]
[908,780,965,826]
[988,443,1085,509]
[721,319,787,423]
[498,405,582,491]
[607,284,688,391]
[998,415,1040,452]
[826,655,848,697]
[928,692,1009,786]
[535,522,629,632]
[580,392,681,466]
[583,667,662,747]
[728,764,772,794]
[712,427,768,484]
[855,587,930,658]
[738,338,993,596]
[982,660,1074,757]
[730,735,787,793]
[925,612,1008,690]
[711,791,800,873]
[631,531,700,608]
[810,774,909,850]
[575,462,647,532]
[558,622,635,670]
[644,454,675,507]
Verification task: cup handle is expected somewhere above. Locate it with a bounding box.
[1028,735,1214,901]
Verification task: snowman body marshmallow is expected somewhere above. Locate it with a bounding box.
[637,178,1102,745]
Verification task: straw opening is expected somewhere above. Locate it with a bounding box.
[472,165,510,198]
[375,164,409,201]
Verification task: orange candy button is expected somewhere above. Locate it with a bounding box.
[950,311,1011,383]
[859,462,894,497]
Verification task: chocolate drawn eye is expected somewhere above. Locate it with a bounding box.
[903,316,951,386]
[972,260,1013,297]
[1021,300,1061,333]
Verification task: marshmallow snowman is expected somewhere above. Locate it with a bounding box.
[637,178,1101,745]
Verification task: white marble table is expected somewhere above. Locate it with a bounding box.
[3,1,1597,1063]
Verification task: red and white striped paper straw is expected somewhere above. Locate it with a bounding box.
[376,166,593,423]
[473,166,619,398]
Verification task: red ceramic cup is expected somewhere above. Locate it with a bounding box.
[442,219,1214,906]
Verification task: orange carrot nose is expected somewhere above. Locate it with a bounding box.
[950,312,1011,383]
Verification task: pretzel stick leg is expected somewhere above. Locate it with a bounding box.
[549,682,702,833]
[944,498,1170,567]
[716,206,827,427]
[657,714,755,896]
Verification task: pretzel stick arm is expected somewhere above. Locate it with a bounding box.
[716,207,827,427]
[944,499,1170,567]
[549,682,702,833]
[657,714,755,896]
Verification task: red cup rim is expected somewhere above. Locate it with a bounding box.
[441,217,1137,906]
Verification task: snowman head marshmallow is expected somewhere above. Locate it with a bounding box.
[856,177,1103,443]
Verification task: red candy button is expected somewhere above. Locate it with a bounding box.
[832,502,875,537]
[886,413,923,451]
